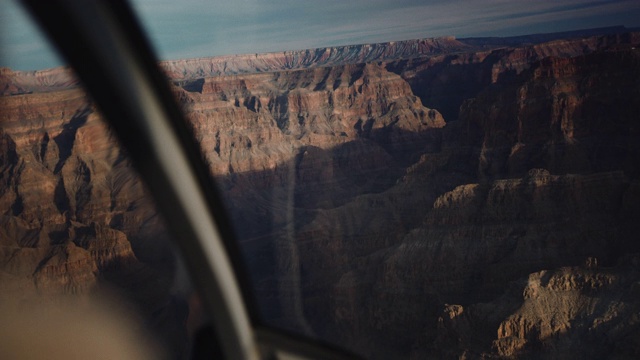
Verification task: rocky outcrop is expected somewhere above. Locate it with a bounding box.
[169,63,448,335]
[431,254,640,359]
[181,62,444,177]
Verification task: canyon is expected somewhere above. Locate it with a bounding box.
[1,27,640,358]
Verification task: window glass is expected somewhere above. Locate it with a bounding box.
[3,0,640,359]
[132,1,640,358]
[130,1,640,358]
[0,2,203,358]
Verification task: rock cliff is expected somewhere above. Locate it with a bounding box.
[1,28,639,359]
[0,85,181,341]
[180,62,444,175]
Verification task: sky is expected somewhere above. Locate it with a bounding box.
[2,0,640,71]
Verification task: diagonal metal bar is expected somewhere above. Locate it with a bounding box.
[19,0,259,359]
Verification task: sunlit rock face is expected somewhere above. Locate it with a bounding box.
[1,29,640,359]
[180,62,444,175]
[0,77,186,357]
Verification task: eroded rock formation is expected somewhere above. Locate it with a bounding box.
[1,28,639,359]
[0,86,184,354]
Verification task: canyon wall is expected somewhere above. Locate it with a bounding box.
[0,88,187,357]
[1,29,639,359]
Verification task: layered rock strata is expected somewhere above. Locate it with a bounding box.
[1,29,639,359]
[0,86,183,354]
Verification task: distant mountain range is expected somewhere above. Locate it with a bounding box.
[2,26,638,95]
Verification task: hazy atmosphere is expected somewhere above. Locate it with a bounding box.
[2,0,640,70]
